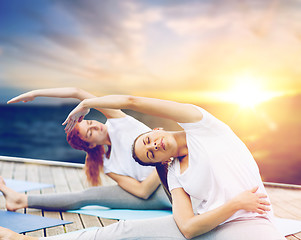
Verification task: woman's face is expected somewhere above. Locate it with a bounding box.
[77,120,108,148]
[134,129,177,165]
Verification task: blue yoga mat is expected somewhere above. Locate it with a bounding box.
[68,207,301,236]
[0,210,72,233]
[68,205,172,220]
[0,179,53,195]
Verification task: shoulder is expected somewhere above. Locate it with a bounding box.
[122,115,151,131]
[178,105,229,132]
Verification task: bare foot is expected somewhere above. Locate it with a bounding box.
[0,226,37,240]
[0,176,28,211]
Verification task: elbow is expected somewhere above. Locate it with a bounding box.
[135,185,153,200]
[140,194,150,200]
[181,227,193,240]
[179,224,198,240]
[137,189,151,200]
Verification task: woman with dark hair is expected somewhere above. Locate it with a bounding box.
[0,88,171,212]
[0,94,284,240]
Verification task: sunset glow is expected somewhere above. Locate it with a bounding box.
[1,0,301,100]
[221,76,281,108]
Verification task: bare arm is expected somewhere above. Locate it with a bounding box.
[63,95,203,133]
[171,187,270,239]
[82,95,203,123]
[106,170,161,199]
[7,88,125,119]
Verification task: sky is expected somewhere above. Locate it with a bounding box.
[1,0,301,104]
[1,0,301,185]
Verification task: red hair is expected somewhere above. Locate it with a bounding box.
[66,124,111,186]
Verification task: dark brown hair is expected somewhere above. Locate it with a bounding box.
[131,132,172,203]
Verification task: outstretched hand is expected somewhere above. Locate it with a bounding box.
[7,92,35,104]
[62,102,90,133]
[233,186,271,215]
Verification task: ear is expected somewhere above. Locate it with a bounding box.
[153,127,163,131]
[162,157,174,165]
[88,143,97,149]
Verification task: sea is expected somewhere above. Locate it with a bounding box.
[0,104,107,164]
[1,97,301,185]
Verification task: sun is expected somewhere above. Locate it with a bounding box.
[223,76,277,108]
[229,82,265,108]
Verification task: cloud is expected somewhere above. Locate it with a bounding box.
[1,0,301,96]
[0,1,156,92]
[159,0,283,38]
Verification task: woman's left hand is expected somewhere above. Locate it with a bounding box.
[232,186,271,214]
[62,102,90,133]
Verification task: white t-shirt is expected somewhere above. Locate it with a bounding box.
[167,105,272,222]
[103,115,154,181]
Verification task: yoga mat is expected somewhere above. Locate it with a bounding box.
[274,217,301,236]
[67,206,301,237]
[68,205,172,220]
[0,210,72,233]
[68,207,301,237]
[0,178,53,195]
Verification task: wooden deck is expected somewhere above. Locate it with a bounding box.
[0,157,301,239]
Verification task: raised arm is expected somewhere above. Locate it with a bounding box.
[172,187,270,239]
[7,88,125,119]
[63,95,203,133]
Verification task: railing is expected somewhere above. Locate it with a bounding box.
[1,155,301,189]
[0,155,84,168]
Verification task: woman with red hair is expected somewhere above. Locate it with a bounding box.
[0,87,171,212]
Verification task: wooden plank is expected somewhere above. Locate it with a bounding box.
[25,163,44,238]
[40,165,66,237]
[13,163,26,215]
[64,167,83,192]
[0,161,6,210]
[75,168,118,228]
[9,160,301,239]
[1,161,14,179]
[0,161,3,175]
[80,214,102,229]
[286,235,300,240]
[0,160,15,210]
[101,218,119,227]
[53,167,84,233]
[76,168,89,189]
[293,232,301,239]
[65,167,104,230]
[267,187,301,220]
[12,162,26,181]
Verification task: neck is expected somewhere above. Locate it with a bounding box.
[103,133,111,146]
[172,131,188,158]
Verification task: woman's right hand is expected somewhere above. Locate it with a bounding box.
[7,91,36,104]
[62,101,90,133]
[232,186,271,214]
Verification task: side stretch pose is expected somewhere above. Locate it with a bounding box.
[0,95,285,240]
[0,88,171,212]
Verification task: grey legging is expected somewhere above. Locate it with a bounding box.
[28,185,171,211]
[40,216,285,240]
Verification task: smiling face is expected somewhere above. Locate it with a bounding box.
[77,120,108,148]
[134,129,177,165]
